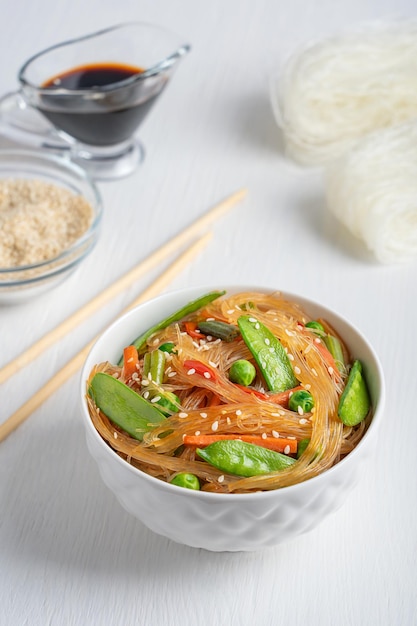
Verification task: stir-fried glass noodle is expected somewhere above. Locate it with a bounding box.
[86,290,372,493]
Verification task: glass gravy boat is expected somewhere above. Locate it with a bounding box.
[2,23,190,179]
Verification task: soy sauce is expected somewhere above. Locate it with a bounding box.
[39,62,167,146]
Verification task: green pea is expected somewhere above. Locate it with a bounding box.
[170,473,200,490]
[229,359,256,386]
[289,389,314,413]
[297,438,310,458]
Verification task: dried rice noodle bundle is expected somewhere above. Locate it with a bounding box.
[271,19,417,165]
[325,121,417,264]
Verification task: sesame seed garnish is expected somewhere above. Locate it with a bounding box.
[261,433,267,439]
[195,430,201,436]
[235,409,242,416]
[255,323,260,330]
[297,406,304,415]
[192,341,200,348]
[203,372,211,379]
[269,347,274,353]
[152,338,159,346]
[297,324,304,331]
[312,368,318,377]
[226,417,231,425]
[113,431,118,439]
[168,371,177,377]
[287,436,296,440]
[285,329,294,336]
[127,357,134,363]
[211,421,219,432]
[213,338,221,344]
[271,413,280,417]
[304,384,311,390]
[227,309,235,314]
[187,368,196,375]
[206,335,213,341]
[249,317,257,323]
[143,391,150,399]
[147,372,152,380]
[315,337,321,344]
[206,317,215,321]
[294,366,301,375]
[288,354,294,361]
[209,360,217,368]
[151,396,161,403]
[218,475,225,483]
[299,418,308,425]
[284,445,291,455]
[264,338,270,346]
[328,366,334,375]
[305,345,312,354]
[272,430,279,438]
[179,412,188,418]
[200,412,208,418]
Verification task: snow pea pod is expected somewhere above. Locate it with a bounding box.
[237,315,298,393]
[118,290,225,364]
[197,439,296,477]
[338,360,371,426]
[88,372,166,440]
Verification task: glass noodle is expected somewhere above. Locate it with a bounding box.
[86,291,370,493]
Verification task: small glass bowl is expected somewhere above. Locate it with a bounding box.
[0,149,102,304]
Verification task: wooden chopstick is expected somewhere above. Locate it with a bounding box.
[0,231,212,443]
[0,187,247,385]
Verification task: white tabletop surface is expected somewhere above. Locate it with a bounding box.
[1,1,417,625]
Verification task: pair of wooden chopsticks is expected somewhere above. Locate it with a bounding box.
[0,188,247,442]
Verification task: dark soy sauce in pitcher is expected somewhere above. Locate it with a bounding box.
[40,62,167,146]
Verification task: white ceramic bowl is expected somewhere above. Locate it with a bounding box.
[80,286,385,552]
[0,149,102,304]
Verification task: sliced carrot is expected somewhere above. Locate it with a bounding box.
[122,345,139,379]
[183,433,297,454]
[184,321,204,339]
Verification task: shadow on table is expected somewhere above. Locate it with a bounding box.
[3,410,293,580]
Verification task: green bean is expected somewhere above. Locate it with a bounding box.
[197,320,239,342]
[228,359,256,386]
[237,315,298,393]
[288,389,314,413]
[170,473,200,490]
[88,372,165,441]
[197,440,296,477]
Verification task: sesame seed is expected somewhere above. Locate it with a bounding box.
[285,329,294,336]
[299,418,308,425]
[203,371,211,379]
[226,417,231,425]
[312,368,318,377]
[147,372,152,380]
[297,406,304,415]
[168,371,177,377]
[328,366,334,375]
[195,430,201,436]
[249,317,257,323]
[305,345,312,354]
[113,431,118,439]
[187,368,196,375]
[127,357,134,363]
[272,430,279,438]
[235,409,242,416]
[315,337,321,344]
[297,324,304,331]
[271,413,280,417]
[284,445,291,454]
[261,433,267,439]
[143,391,150,399]
[264,338,270,346]
[287,436,296,440]
[213,338,221,344]
[200,412,208,418]
[255,323,260,330]
[206,335,213,341]
[288,354,294,361]
[179,412,188,418]
[304,384,311,390]
[294,366,301,375]
[208,360,217,368]
[152,338,159,346]
[218,475,225,483]
[269,347,274,353]
[206,317,215,321]
[151,396,161,403]
[192,341,200,348]
[211,421,219,432]
[227,309,235,314]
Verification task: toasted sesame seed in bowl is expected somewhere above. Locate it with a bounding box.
[0,149,102,304]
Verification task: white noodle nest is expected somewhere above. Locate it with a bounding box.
[325,122,417,264]
[271,20,417,166]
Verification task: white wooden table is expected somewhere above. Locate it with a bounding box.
[1,1,416,624]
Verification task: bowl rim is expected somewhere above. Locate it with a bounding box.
[80,284,386,501]
[0,148,102,277]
